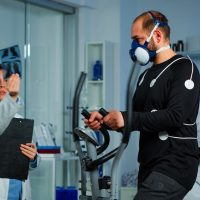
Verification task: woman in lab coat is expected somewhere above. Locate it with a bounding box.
[0,139,40,200]
[0,77,20,135]
[0,69,40,200]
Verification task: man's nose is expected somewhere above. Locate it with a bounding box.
[0,74,5,86]
[0,75,3,83]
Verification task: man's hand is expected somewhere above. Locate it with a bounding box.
[103,110,124,130]
[84,111,103,130]
[84,110,124,131]
[7,74,20,101]
[20,143,37,160]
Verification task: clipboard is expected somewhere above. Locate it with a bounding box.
[0,118,34,180]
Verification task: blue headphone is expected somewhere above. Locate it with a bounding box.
[129,12,168,65]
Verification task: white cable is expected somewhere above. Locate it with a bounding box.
[159,132,197,141]
[146,23,159,42]
[187,55,194,80]
[168,135,197,140]
[156,45,170,54]
[153,57,188,81]
[183,122,196,126]
[139,70,148,86]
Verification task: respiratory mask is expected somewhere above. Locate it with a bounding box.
[129,12,169,65]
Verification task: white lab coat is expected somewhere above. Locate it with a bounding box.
[0,94,20,135]
[0,164,39,200]
[0,113,40,200]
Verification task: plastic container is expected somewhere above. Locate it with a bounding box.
[66,186,78,200]
[92,60,102,80]
[56,187,67,200]
[56,186,78,200]
[172,43,177,52]
[177,40,184,52]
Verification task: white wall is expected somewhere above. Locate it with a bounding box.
[25,5,64,147]
[77,0,120,107]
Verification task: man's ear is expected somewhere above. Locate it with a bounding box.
[153,29,162,43]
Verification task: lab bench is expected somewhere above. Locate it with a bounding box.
[29,152,79,200]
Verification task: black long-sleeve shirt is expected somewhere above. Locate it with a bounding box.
[123,55,200,190]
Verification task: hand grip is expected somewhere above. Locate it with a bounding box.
[81,109,91,119]
[99,108,109,117]
[100,108,123,133]
[81,108,110,156]
[81,108,110,130]
[99,108,111,130]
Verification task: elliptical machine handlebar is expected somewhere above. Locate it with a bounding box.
[81,108,110,155]
[79,108,119,170]
[82,108,111,130]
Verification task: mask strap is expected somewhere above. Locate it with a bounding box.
[146,23,159,43]
[156,45,170,54]
[149,11,168,27]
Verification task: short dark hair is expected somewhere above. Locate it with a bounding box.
[133,10,170,39]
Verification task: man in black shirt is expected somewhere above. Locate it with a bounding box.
[84,10,200,200]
